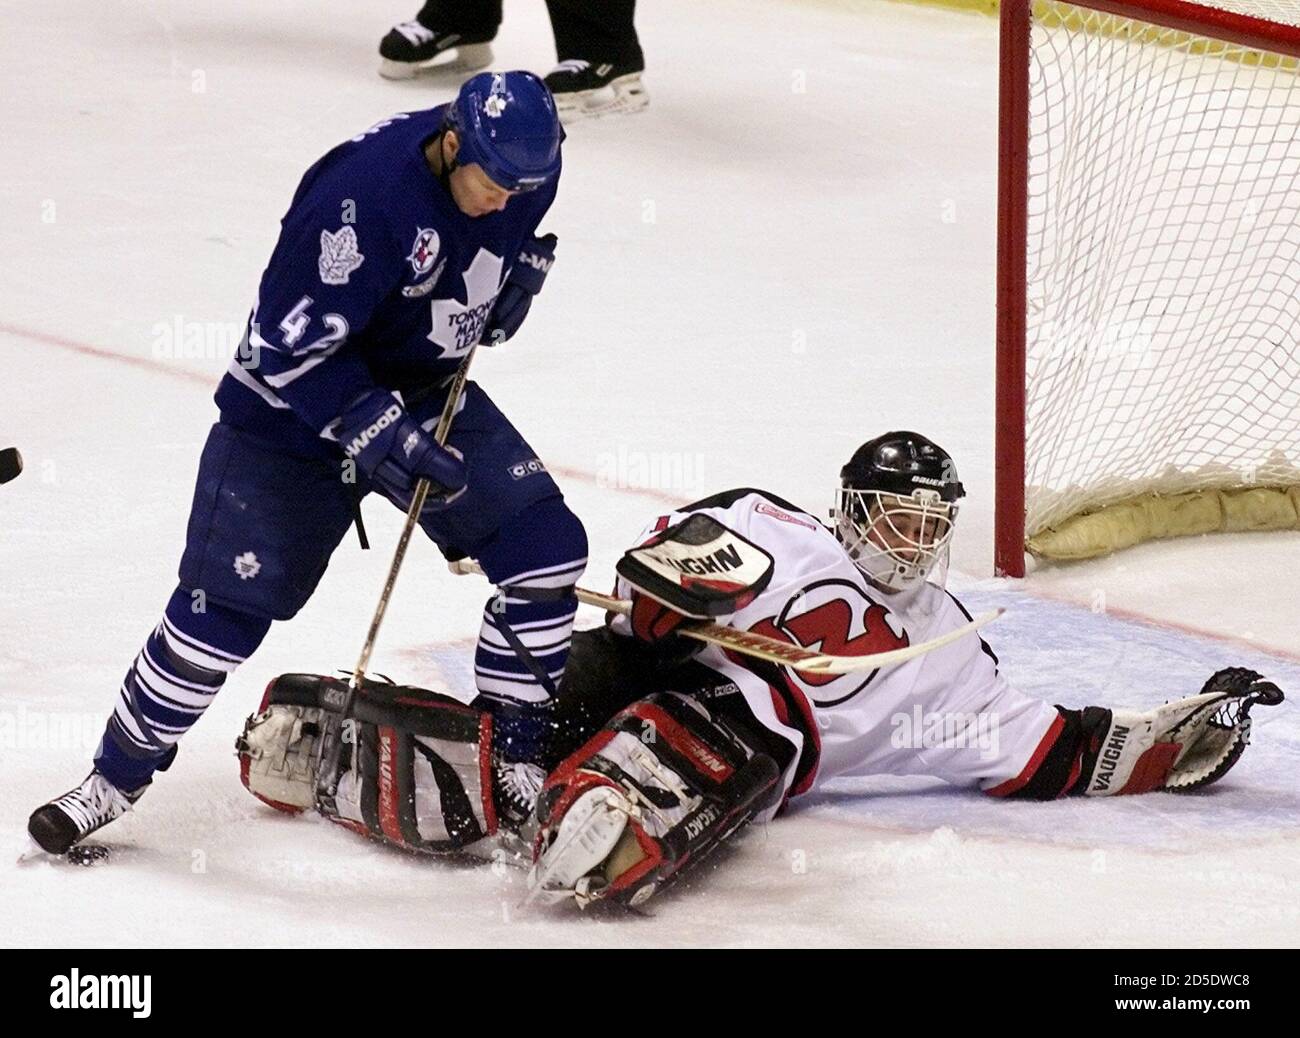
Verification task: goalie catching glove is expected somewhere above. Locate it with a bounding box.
[998,667,1285,799]
[1078,667,1283,795]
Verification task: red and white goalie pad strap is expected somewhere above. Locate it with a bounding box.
[616,513,774,619]
[528,692,781,908]
[237,673,498,852]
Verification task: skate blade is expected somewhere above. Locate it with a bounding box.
[555,75,649,121]
[379,42,493,81]
[16,838,111,866]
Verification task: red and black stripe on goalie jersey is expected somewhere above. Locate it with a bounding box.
[986,703,1130,799]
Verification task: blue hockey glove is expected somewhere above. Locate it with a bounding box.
[336,389,467,508]
[482,233,556,346]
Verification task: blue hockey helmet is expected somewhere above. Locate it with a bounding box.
[445,71,563,192]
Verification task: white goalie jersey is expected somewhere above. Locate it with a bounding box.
[610,489,1061,814]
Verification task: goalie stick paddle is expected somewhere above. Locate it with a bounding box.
[318,348,477,798]
[0,447,22,485]
[448,558,1003,675]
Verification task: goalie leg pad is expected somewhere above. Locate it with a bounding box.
[528,691,781,908]
[237,674,501,852]
[237,673,349,814]
[329,689,498,853]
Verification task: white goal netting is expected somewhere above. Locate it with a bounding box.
[1023,0,1300,542]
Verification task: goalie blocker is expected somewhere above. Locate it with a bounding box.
[616,512,773,643]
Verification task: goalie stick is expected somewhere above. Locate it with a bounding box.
[317,347,477,798]
[448,558,1003,674]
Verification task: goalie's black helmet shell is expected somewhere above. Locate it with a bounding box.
[840,431,965,504]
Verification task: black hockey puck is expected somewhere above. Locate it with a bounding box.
[0,447,22,485]
[65,844,112,866]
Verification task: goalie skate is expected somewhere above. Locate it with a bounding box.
[527,785,634,907]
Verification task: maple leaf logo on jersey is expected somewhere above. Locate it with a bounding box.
[318,225,364,285]
[233,551,262,581]
[428,248,504,358]
[749,578,909,707]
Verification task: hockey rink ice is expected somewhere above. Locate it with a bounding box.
[2,0,1298,946]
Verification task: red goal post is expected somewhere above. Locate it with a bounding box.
[995,0,1300,577]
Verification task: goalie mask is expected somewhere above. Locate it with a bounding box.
[833,431,965,594]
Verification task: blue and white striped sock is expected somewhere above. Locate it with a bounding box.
[95,587,270,791]
[472,497,588,713]
[474,556,586,704]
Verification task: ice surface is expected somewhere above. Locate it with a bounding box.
[1,0,1296,947]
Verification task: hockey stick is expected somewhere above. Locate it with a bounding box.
[318,348,477,796]
[448,558,1003,675]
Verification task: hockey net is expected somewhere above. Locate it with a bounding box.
[996,0,1300,575]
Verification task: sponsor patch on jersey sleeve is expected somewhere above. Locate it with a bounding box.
[754,499,818,530]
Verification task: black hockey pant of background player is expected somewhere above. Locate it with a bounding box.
[413,0,644,68]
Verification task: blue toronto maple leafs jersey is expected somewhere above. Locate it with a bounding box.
[214,105,558,457]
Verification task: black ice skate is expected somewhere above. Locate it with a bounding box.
[27,770,144,856]
[544,60,648,119]
[378,17,494,80]
[494,758,546,833]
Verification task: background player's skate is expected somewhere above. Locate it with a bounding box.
[0,447,21,486]
[544,60,648,119]
[378,1,499,79]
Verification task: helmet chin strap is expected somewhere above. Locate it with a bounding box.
[432,130,459,196]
